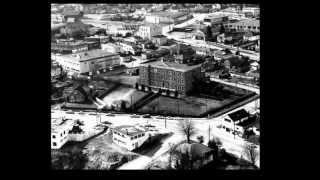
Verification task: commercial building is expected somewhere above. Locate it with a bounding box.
[117,41,142,55]
[55,49,120,75]
[105,22,142,36]
[137,57,203,97]
[51,14,65,24]
[51,39,89,54]
[111,125,149,151]
[242,7,260,17]
[84,35,109,44]
[192,46,215,56]
[223,19,260,33]
[136,23,174,40]
[101,43,121,53]
[145,12,190,24]
[203,14,228,26]
[151,35,168,46]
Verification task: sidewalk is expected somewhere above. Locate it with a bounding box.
[117,155,152,170]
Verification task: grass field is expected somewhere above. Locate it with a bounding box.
[137,95,236,117]
[137,84,253,117]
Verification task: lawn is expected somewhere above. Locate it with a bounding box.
[137,82,254,117]
[137,95,237,117]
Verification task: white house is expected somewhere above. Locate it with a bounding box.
[51,118,74,149]
[111,125,150,151]
[221,109,252,136]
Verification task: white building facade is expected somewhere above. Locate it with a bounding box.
[111,125,150,151]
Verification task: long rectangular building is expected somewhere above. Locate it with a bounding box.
[55,49,120,75]
[223,19,260,33]
[145,12,191,24]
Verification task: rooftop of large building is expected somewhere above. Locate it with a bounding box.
[205,14,228,19]
[52,39,88,46]
[58,49,119,62]
[228,19,259,25]
[148,11,188,19]
[140,58,202,72]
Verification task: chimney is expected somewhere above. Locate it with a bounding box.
[126,129,129,135]
[161,57,164,62]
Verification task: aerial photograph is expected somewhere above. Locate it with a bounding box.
[51,3,260,170]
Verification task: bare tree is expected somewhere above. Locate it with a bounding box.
[243,143,258,167]
[178,119,197,143]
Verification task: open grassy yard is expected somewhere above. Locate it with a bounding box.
[137,94,239,117]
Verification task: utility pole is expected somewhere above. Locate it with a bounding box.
[208,124,211,142]
[233,121,236,139]
[165,115,167,129]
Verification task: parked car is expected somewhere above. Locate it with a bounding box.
[145,124,155,128]
[142,114,151,118]
[102,121,112,125]
[155,116,165,119]
[105,113,115,117]
[78,112,85,115]
[130,114,140,118]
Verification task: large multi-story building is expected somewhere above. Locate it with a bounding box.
[55,49,120,75]
[145,12,190,24]
[223,19,260,33]
[105,22,142,36]
[136,23,174,40]
[136,58,203,97]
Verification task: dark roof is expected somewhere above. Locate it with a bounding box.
[190,143,214,158]
[237,116,257,128]
[152,35,167,38]
[176,141,213,159]
[227,109,249,122]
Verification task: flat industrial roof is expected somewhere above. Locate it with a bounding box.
[58,49,119,62]
[140,59,202,72]
[148,11,188,19]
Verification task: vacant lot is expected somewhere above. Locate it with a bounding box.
[137,83,253,117]
[137,94,240,117]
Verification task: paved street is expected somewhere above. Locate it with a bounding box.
[51,97,260,168]
[209,77,260,94]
